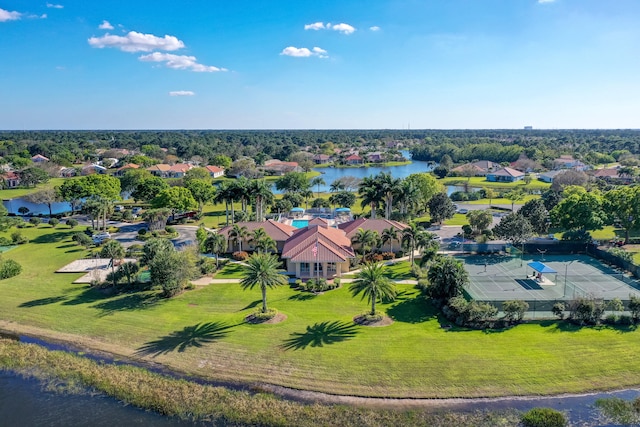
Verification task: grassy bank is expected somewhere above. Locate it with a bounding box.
[440,177,550,191]
[0,339,519,427]
[3,226,640,400]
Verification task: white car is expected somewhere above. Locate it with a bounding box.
[457,208,469,214]
[92,232,111,244]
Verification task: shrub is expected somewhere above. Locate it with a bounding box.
[138,228,147,236]
[185,282,196,290]
[607,247,634,263]
[552,302,565,319]
[165,226,176,234]
[10,231,28,245]
[380,252,395,260]
[72,232,92,247]
[198,257,217,275]
[502,300,529,323]
[333,278,341,288]
[48,218,59,228]
[294,279,302,288]
[232,251,249,261]
[619,314,633,325]
[0,258,22,279]
[605,314,618,324]
[521,408,567,427]
[0,237,12,246]
[29,217,41,226]
[570,297,605,325]
[65,219,78,228]
[250,308,277,321]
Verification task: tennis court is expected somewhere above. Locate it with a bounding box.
[459,254,640,303]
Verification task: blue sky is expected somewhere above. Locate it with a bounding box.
[1,0,639,129]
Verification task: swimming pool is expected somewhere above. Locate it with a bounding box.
[291,220,309,228]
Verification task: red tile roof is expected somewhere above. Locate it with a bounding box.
[282,225,354,263]
[204,165,224,174]
[217,220,296,242]
[338,218,409,238]
[117,163,140,171]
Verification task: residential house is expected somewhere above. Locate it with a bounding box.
[338,218,408,252]
[262,160,299,175]
[217,220,296,253]
[81,164,107,175]
[204,165,225,178]
[168,163,193,178]
[367,152,384,163]
[115,163,140,177]
[313,154,331,165]
[31,154,49,163]
[146,164,172,178]
[593,168,632,184]
[281,224,355,279]
[452,160,500,176]
[538,170,564,183]
[1,171,20,188]
[553,155,589,171]
[345,154,363,165]
[486,167,525,183]
[59,167,77,178]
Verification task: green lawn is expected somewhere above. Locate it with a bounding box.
[0,178,68,200]
[440,176,551,191]
[214,262,245,279]
[444,213,469,226]
[3,226,640,399]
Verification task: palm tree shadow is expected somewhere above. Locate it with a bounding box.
[281,321,358,351]
[238,299,262,311]
[135,322,234,357]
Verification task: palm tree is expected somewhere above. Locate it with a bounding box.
[311,176,325,197]
[118,261,140,286]
[204,232,227,268]
[250,228,276,253]
[229,224,249,252]
[214,181,235,225]
[381,227,399,253]
[396,179,420,219]
[233,177,251,214]
[349,262,397,316]
[240,253,288,314]
[506,189,525,212]
[301,189,313,210]
[402,223,428,266]
[100,240,125,286]
[378,172,402,219]
[359,176,382,219]
[484,187,497,208]
[352,228,378,256]
[330,179,345,193]
[250,179,274,222]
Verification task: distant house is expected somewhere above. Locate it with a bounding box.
[345,154,363,165]
[115,163,140,177]
[146,164,172,178]
[367,152,384,163]
[262,160,299,175]
[281,224,355,279]
[313,154,331,165]
[452,160,500,176]
[204,165,225,178]
[59,167,77,178]
[81,164,107,175]
[538,170,564,183]
[31,154,49,163]
[486,167,525,183]
[1,171,20,188]
[553,155,589,171]
[168,163,193,178]
[593,168,632,184]
[338,218,408,252]
[217,220,296,253]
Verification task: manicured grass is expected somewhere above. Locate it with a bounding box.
[0,178,68,200]
[213,262,245,279]
[463,195,538,205]
[3,226,640,399]
[444,213,469,226]
[440,177,551,191]
[382,260,415,280]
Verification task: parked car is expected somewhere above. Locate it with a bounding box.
[114,205,124,212]
[457,208,469,214]
[92,232,111,244]
[131,207,142,215]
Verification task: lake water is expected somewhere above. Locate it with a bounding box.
[0,371,194,427]
[2,198,73,216]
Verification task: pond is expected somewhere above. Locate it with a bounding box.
[2,197,73,216]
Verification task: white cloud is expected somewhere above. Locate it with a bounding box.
[280,46,328,58]
[139,52,226,72]
[304,22,325,30]
[330,23,356,35]
[99,20,114,30]
[369,26,380,32]
[0,8,22,22]
[88,31,184,52]
[169,91,195,96]
[46,3,64,8]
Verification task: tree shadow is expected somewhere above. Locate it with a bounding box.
[30,231,74,244]
[19,295,68,308]
[387,297,437,323]
[93,292,160,316]
[62,286,115,306]
[65,248,84,253]
[288,293,317,302]
[238,299,261,311]
[537,319,583,333]
[135,322,234,357]
[56,243,77,249]
[281,321,359,351]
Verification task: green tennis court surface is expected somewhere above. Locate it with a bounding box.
[458,254,640,303]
